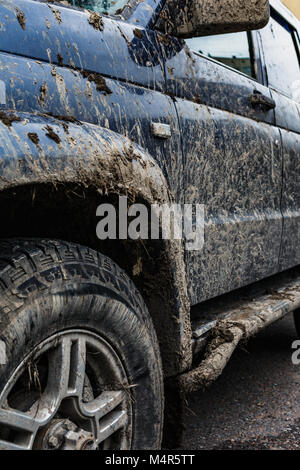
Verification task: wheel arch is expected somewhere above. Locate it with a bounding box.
[0,113,192,378]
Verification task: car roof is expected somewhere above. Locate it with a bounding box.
[270,0,300,31]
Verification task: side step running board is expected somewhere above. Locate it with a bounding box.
[182,270,300,393]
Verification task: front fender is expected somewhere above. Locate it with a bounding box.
[0,111,170,204]
[0,110,193,377]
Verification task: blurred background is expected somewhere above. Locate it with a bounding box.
[282,0,300,19]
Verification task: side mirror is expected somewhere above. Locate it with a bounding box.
[162,0,270,38]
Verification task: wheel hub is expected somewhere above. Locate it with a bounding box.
[39,419,95,450]
[0,330,132,450]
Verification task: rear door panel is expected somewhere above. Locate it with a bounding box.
[279,129,300,270]
[259,11,300,272]
[160,37,282,304]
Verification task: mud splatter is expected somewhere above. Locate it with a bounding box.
[15,7,26,30]
[43,112,81,125]
[132,256,143,276]
[0,111,21,127]
[122,143,141,162]
[48,5,62,24]
[167,65,174,77]
[193,96,203,105]
[39,82,48,103]
[80,71,112,94]
[115,8,123,15]
[157,32,171,46]
[28,133,40,145]
[117,25,130,46]
[133,28,143,39]
[88,11,104,31]
[57,53,63,66]
[44,125,61,144]
[62,123,69,133]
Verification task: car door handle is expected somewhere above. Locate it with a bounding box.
[249,91,276,110]
[151,122,171,139]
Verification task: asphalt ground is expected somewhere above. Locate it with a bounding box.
[180,314,300,450]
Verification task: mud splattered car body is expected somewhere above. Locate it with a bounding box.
[0,0,299,449]
[0,0,193,379]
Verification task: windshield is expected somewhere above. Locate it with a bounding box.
[69,0,129,15]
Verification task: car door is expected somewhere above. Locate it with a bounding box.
[159,29,283,305]
[258,7,300,272]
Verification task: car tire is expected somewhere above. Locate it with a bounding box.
[0,239,164,450]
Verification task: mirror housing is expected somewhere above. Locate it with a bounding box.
[161,0,270,38]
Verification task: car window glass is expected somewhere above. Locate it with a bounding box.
[260,13,300,101]
[185,32,255,78]
[69,0,128,14]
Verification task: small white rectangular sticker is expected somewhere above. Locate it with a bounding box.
[0,80,6,105]
[0,340,6,365]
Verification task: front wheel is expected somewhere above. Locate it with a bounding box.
[0,239,164,450]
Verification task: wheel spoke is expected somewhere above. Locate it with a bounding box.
[66,337,86,397]
[45,336,86,398]
[29,337,87,424]
[0,439,28,450]
[46,336,72,401]
[81,391,124,418]
[96,410,127,445]
[0,408,39,433]
[26,337,74,423]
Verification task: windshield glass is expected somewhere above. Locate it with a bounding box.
[69,0,129,15]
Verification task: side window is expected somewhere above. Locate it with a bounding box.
[185,32,255,79]
[260,13,300,101]
[62,1,128,15]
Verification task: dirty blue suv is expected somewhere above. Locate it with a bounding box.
[0,0,299,450]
